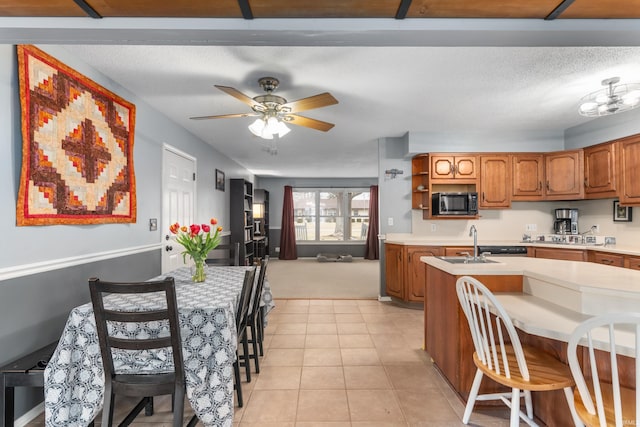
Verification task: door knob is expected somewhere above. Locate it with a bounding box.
[165,245,173,252]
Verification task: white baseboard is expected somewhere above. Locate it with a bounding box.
[378,295,392,302]
[15,402,44,427]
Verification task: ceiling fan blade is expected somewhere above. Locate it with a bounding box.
[190,113,258,120]
[285,114,335,132]
[281,92,338,113]
[214,85,262,109]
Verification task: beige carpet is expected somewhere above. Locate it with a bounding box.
[267,257,380,299]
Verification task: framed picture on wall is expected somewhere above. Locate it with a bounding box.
[613,200,632,222]
[215,169,225,192]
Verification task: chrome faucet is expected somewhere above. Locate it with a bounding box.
[469,225,478,259]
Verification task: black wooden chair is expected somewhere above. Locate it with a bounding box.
[246,255,269,371]
[89,277,197,427]
[233,267,256,407]
[205,242,240,266]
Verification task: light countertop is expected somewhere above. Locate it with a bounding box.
[422,256,640,356]
[385,236,640,256]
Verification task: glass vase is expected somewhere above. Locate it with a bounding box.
[191,256,207,282]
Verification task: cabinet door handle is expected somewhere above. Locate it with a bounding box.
[450,164,455,175]
[584,178,589,188]
[538,181,542,190]
[546,181,550,190]
[482,192,485,201]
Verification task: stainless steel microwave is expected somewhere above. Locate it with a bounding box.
[431,192,478,216]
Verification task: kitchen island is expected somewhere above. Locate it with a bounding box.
[421,256,640,426]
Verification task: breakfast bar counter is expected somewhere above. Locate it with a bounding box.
[420,256,640,426]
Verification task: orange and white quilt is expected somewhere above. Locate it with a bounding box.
[16,45,136,226]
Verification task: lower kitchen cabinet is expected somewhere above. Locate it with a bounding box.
[533,247,587,261]
[384,243,443,302]
[590,251,624,267]
[406,246,444,302]
[625,255,640,270]
[384,243,404,299]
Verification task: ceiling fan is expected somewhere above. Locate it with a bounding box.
[190,77,339,138]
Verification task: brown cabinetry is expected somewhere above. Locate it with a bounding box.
[411,154,430,214]
[590,251,624,267]
[384,243,404,299]
[511,150,584,201]
[479,155,510,208]
[445,246,473,257]
[533,247,587,261]
[625,255,640,270]
[431,155,477,181]
[511,154,544,200]
[619,134,640,205]
[544,149,584,200]
[424,265,522,402]
[584,141,618,198]
[384,243,443,302]
[406,246,443,302]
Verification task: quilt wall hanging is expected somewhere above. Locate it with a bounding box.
[16,45,137,226]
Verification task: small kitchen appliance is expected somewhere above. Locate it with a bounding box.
[431,192,478,216]
[554,208,578,234]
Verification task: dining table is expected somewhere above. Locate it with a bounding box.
[43,265,274,427]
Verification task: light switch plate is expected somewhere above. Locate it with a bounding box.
[149,218,157,231]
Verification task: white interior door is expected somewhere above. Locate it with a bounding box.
[162,146,196,273]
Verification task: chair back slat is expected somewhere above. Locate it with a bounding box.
[206,241,240,266]
[236,267,257,332]
[89,277,185,384]
[567,311,640,427]
[249,256,269,315]
[456,276,529,381]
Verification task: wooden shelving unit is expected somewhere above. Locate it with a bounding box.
[230,179,254,265]
[411,154,430,219]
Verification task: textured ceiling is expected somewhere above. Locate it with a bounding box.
[2,4,640,178]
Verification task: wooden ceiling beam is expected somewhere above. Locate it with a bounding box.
[545,0,575,20]
[395,0,412,19]
[72,0,101,18]
[237,0,253,19]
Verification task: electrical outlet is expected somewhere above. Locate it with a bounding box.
[525,224,537,231]
[275,247,280,253]
[430,223,437,232]
[388,217,394,226]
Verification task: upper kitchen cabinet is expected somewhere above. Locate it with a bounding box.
[411,154,430,214]
[584,141,618,199]
[430,154,478,182]
[479,155,511,208]
[619,134,640,205]
[544,149,585,200]
[511,154,544,201]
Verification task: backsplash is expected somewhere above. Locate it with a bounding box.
[411,199,640,248]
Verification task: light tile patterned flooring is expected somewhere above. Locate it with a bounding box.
[29,299,514,426]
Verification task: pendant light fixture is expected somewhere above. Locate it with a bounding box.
[579,77,640,117]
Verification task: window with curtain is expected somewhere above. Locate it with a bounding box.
[292,188,370,242]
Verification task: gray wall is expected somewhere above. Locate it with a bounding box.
[0,44,251,420]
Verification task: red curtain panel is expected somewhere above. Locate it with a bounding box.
[364,185,379,260]
[279,185,298,260]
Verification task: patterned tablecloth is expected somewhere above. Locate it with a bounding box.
[44,266,274,427]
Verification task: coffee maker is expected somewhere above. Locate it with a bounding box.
[554,208,579,234]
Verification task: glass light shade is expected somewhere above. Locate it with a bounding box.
[579,78,640,117]
[275,121,291,137]
[248,118,266,136]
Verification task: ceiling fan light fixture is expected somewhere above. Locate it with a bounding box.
[579,77,640,117]
[248,118,266,137]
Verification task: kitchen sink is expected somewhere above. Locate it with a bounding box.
[436,256,499,264]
